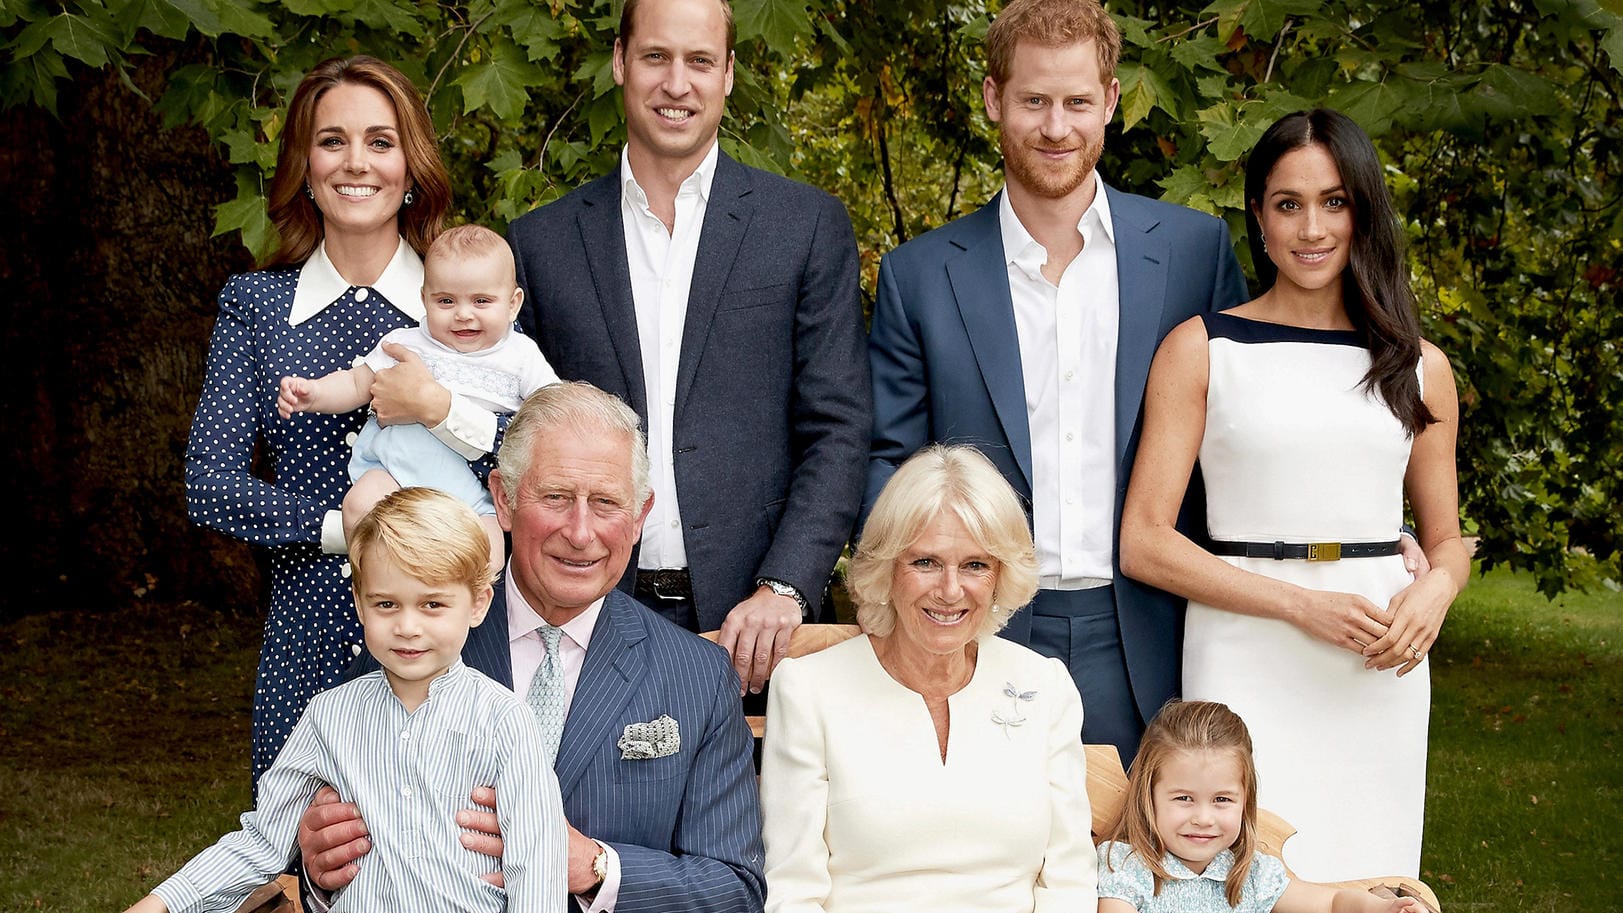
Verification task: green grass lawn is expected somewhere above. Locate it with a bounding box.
[0,566,1615,911]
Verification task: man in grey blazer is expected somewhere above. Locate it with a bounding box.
[865,0,1247,764]
[508,0,870,695]
[301,383,765,912]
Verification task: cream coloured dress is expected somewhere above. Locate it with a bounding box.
[1181,312,1428,881]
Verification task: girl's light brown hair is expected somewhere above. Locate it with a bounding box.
[263,56,450,269]
[1106,700,1260,907]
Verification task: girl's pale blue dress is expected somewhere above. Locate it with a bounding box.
[1097,841,1288,913]
[185,266,415,787]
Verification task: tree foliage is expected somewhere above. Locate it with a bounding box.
[3,0,1620,595]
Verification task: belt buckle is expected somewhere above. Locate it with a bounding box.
[648,570,686,602]
[1306,542,1341,562]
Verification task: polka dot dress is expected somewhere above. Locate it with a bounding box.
[184,268,414,790]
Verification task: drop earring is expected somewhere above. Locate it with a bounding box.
[403,188,415,206]
[304,184,314,200]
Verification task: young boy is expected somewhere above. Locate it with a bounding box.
[278,224,560,571]
[126,488,566,913]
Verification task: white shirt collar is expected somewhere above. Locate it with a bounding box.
[289,237,425,327]
[620,141,720,211]
[997,176,1116,272]
[1162,848,1236,882]
[504,571,603,653]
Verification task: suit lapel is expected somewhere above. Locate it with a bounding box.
[553,591,648,797]
[1110,187,1172,473]
[464,574,514,689]
[577,170,650,423]
[946,196,1034,494]
[673,153,754,423]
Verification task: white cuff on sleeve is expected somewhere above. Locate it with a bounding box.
[320,510,348,555]
[432,392,497,461]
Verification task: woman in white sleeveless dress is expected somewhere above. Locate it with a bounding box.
[1118,109,1470,882]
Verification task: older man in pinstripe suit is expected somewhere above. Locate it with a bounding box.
[300,382,764,912]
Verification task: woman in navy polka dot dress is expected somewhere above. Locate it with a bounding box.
[185,57,501,789]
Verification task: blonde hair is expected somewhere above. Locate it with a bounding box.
[494,382,651,514]
[348,487,493,595]
[985,0,1121,86]
[1107,700,1261,908]
[849,445,1038,639]
[425,224,517,285]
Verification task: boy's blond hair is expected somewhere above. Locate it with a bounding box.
[424,223,517,284]
[349,487,495,594]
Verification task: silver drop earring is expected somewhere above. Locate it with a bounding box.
[403,189,415,206]
[304,184,314,200]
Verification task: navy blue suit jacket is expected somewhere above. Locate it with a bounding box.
[457,586,765,912]
[509,153,871,629]
[865,187,1248,725]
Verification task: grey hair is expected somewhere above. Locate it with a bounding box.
[494,382,651,512]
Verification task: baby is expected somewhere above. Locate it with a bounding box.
[279,224,559,570]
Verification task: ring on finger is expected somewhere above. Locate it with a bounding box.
[1407,644,1422,660]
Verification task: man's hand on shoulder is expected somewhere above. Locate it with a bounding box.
[299,786,369,891]
[716,586,802,694]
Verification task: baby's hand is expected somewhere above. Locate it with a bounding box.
[278,376,313,419]
[1384,897,1427,913]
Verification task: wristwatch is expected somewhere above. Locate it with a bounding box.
[591,841,609,886]
[756,576,810,618]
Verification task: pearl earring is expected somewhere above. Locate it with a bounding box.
[403,189,415,206]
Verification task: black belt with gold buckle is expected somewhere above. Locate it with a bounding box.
[1208,539,1401,562]
[635,568,694,601]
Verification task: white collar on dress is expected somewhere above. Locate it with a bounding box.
[289,237,425,327]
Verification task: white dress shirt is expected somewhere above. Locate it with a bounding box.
[292,238,501,553]
[1000,183,1119,584]
[620,143,720,571]
[504,576,623,912]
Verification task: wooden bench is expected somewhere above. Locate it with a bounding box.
[710,624,1443,911]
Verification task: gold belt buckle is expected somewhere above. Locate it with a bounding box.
[1307,542,1341,561]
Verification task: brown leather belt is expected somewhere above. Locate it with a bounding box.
[635,568,694,602]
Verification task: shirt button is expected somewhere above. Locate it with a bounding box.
[355,288,369,302]
[670,520,679,528]
[341,564,353,579]
[400,730,410,741]
[345,431,359,447]
[400,786,413,798]
[1065,432,1075,442]
[351,643,362,656]
[1064,371,1075,381]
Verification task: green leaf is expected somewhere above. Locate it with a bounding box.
[343,0,423,38]
[1194,101,1262,161]
[117,0,193,42]
[1470,64,1556,120]
[1325,80,1405,136]
[454,37,545,120]
[576,49,617,98]
[493,0,566,62]
[178,0,275,38]
[0,46,68,114]
[1234,0,1323,42]
[9,10,120,68]
[1115,14,1157,50]
[1117,62,1178,129]
[733,0,812,48]
[213,171,275,261]
[1168,34,1230,75]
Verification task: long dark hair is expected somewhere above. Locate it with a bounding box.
[1244,108,1435,436]
[262,56,450,269]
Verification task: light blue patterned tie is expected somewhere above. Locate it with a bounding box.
[526,623,566,764]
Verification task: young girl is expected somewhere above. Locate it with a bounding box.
[1098,701,1428,913]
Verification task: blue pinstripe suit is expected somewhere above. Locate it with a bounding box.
[461,584,766,912]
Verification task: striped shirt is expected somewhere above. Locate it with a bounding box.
[153,661,567,913]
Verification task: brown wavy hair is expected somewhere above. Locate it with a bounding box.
[262,56,450,269]
[1244,108,1436,436]
[1106,700,1260,908]
[985,0,1120,86]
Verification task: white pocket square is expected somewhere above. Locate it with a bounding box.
[618,714,681,760]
